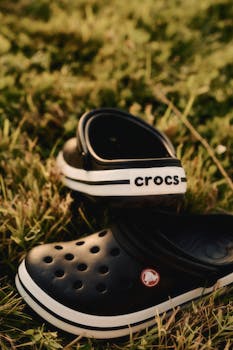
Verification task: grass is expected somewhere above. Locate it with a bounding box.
[0,0,232,348]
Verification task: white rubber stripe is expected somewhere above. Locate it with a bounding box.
[56,152,187,196]
[17,260,233,332]
[16,275,157,338]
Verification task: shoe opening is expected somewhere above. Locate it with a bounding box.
[86,114,172,160]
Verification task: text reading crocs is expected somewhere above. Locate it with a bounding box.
[56,108,187,207]
[16,212,233,339]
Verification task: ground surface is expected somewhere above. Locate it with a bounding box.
[0,0,233,349]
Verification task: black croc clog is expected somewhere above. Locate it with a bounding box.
[56,108,187,208]
[16,212,233,339]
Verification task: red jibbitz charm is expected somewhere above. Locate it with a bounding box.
[141,268,160,287]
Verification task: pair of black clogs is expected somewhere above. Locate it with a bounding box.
[16,108,233,339]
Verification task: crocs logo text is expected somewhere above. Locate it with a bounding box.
[141,268,160,287]
[134,175,180,186]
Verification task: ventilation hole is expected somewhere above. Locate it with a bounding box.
[43,256,53,263]
[73,280,83,290]
[110,248,120,256]
[98,230,107,237]
[55,269,64,278]
[76,241,85,246]
[96,283,107,293]
[77,263,87,271]
[90,246,100,254]
[54,245,63,250]
[99,265,109,274]
[65,253,74,261]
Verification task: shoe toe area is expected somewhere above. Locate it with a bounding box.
[24,229,143,315]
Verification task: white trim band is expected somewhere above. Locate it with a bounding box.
[16,260,233,338]
[56,152,187,197]
[15,274,156,338]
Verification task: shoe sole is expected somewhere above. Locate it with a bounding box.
[15,260,233,339]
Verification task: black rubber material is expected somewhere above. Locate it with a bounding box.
[81,193,186,210]
[114,211,233,272]
[23,213,233,317]
[64,108,178,169]
[57,108,187,208]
